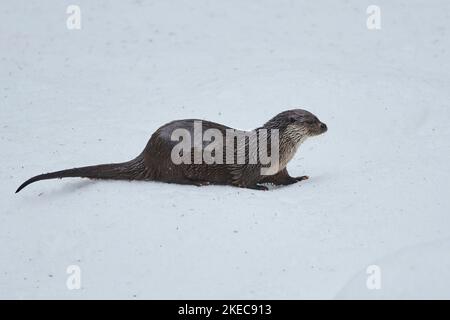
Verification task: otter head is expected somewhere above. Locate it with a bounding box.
[265,109,328,143]
[288,109,327,137]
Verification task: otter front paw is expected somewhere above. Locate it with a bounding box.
[244,184,269,191]
[278,177,298,185]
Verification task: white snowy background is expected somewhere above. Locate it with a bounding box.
[1,0,449,299]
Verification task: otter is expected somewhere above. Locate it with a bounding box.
[15,109,327,193]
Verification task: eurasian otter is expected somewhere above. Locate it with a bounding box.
[15,109,327,193]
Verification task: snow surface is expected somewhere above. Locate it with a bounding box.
[1,0,450,299]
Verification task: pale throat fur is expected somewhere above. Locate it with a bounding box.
[263,124,309,176]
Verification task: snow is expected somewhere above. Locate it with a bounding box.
[337,239,450,299]
[1,0,450,299]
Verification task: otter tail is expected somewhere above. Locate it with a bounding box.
[16,154,147,193]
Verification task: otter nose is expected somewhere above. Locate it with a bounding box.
[320,123,327,131]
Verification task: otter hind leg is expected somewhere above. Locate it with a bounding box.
[237,184,269,191]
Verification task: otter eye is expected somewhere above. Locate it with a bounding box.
[289,117,296,123]
[305,120,314,125]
